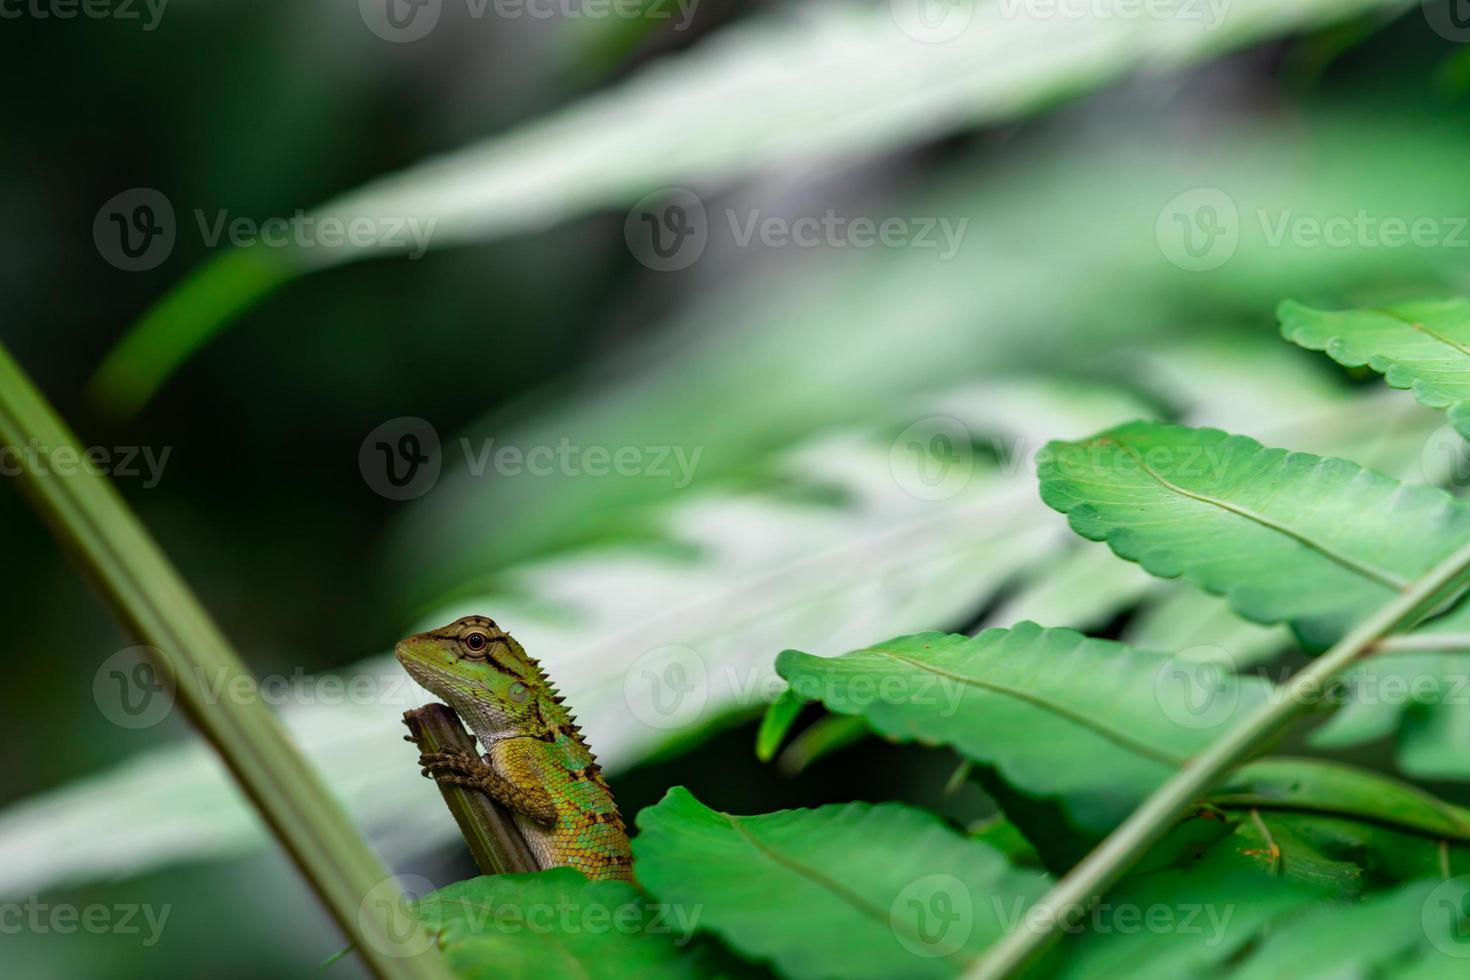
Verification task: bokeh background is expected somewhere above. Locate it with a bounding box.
[4,0,1470,976]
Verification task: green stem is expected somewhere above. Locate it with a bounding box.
[403,705,541,876]
[966,536,1470,980]
[0,344,455,980]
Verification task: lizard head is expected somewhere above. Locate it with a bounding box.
[395,615,549,735]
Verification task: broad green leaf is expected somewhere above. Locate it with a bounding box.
[92,0,1417,416]
[632,787,1048,980]
[1038,422,1470,649]
[1040,829,1329,980]
[1210,759,1470,895]
[1045,765,1470,977]
[773,623,1273,836]
[415,868,749,979]
[1280,298,1470,437]
[1213,758,1470,843]
[1223,878,1470,980]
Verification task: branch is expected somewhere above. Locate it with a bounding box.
[403,705,541,876]
[967,536,1470,979]
[0,344,454,980]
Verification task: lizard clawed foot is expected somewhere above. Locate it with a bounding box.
[418,749,485,780]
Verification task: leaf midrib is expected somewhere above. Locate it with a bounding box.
[1110,440,1411,591]
[1373,307,1470,361]
[722,810,976,967]
[867,647,1188,768]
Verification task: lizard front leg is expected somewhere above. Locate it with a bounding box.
[418,750,558,827]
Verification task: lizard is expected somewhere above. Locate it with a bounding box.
[395,614,635,882]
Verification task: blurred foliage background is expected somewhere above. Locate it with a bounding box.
[5,0,1470,976]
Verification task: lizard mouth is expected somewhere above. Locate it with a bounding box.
[395,648,453,701]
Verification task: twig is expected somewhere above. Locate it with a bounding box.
[403,705,540,876]
[966,536,1470,979]
[0,344,454,980]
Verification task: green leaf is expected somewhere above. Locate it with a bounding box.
[1213,757,1470,843]
[91,0,1417,416]
[1038,421,1470,649]
[1280,298,1470,436]
[416,868,750,979]
[755,689,804,763]
[1210,758,1470,895]
[1222,878,1470,979]
[1040,829,1329,980]
[969,816,1045,871]
[772,714,871,777]
[633,788,1049,980]
[774,623,1273,836]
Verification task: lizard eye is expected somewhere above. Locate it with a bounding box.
[463,632,488,655]
[508,682,529,703]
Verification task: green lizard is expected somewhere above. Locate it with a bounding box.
[395,615,634,881]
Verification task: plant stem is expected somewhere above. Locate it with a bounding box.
[966,537,1470,980]
[0,345,455,980]
[403,705,541,876]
